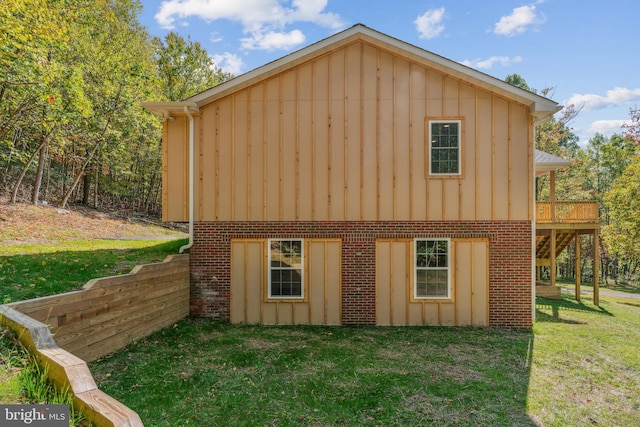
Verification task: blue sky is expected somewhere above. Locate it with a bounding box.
[138,0,640,146]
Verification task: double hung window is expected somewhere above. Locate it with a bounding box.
[268,239,304,298]
[429,120,461,175]
[415,239,451,299]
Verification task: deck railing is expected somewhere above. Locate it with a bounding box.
[536,201,599,224]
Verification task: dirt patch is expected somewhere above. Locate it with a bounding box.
[245,338,280,350]
[0,202,185,244]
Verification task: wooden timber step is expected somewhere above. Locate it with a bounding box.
[536,284,562,299]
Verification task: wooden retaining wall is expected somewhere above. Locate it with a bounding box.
[0,254,190,427]
[0,305,143,427]
[9,254,190,362]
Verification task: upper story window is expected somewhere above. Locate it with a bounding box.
[429,120,461,175]
[269,239,304,298]
[415,238,451,299]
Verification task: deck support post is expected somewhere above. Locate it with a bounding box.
[593,229,600,306]
[575,231,581,301]
[549,171,556,222]
[550,229,556,287]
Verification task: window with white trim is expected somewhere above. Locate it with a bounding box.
[415,239,451,299]
[429,120,461,175]
[269,239,303,298]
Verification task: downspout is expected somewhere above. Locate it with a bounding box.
[531,121,538,322]
[179,105,198,254]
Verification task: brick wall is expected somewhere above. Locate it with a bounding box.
[190,221,533,328]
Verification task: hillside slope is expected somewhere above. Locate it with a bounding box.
[0,203,185,244]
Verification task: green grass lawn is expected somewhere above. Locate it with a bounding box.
[85,292,640,427]
[0,239,188,303]
[91,322,534,426]
[530,294,640,426]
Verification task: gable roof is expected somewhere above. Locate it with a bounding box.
[143,24,560,120]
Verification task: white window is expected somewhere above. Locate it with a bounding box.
[429,120,461,175]
[268,239,304,298]
[415,239,451,299]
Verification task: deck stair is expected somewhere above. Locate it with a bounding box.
[536,231,576,261]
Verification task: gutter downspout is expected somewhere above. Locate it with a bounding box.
[531,121,538,323]
[179,105,198,254]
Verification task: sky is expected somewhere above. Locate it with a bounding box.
[138,0,640,146]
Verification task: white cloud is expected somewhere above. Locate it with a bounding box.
[494,5,545,36]
[287,0,344,30]
[155,0,284,29]
[564,87,640,111]
[154,0,344,52]
[461,55,523,70]
[210,31,223,43]
[587,119,628,136]
[240,29,306,51]
[211,52,245,75]
[414,7,446,40]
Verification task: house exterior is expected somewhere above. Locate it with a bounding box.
[143,25,560,328]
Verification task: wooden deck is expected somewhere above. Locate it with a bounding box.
[536,201,599,226]
[535,201,600,305]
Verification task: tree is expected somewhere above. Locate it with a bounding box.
[0,0,80,201]
[584,133,637,222]
[154,32,232,101]
[622,107,640,144]
[505,73,532,92]
[59,0,160,208]
[603,155,640,274]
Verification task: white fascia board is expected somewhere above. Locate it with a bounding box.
[141,101,199,118]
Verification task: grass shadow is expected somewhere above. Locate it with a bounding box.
[535,296,612,324]
[553,276,640,295]
[601,280,640,295]
[621,301,640,309]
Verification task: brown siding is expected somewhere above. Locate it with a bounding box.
[375,238,489,326]
[230,239,341,325]
[163,41,533,224]
[163,116,187,222]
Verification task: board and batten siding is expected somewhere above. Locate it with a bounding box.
[162,41,532,223]
[230,239,342,325]
[375,238,489,326]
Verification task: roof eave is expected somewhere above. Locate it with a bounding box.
[534,149,571,175]
[141,101,199,118]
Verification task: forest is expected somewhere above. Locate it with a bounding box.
[1,1,639,286]
[0,0,230,213]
